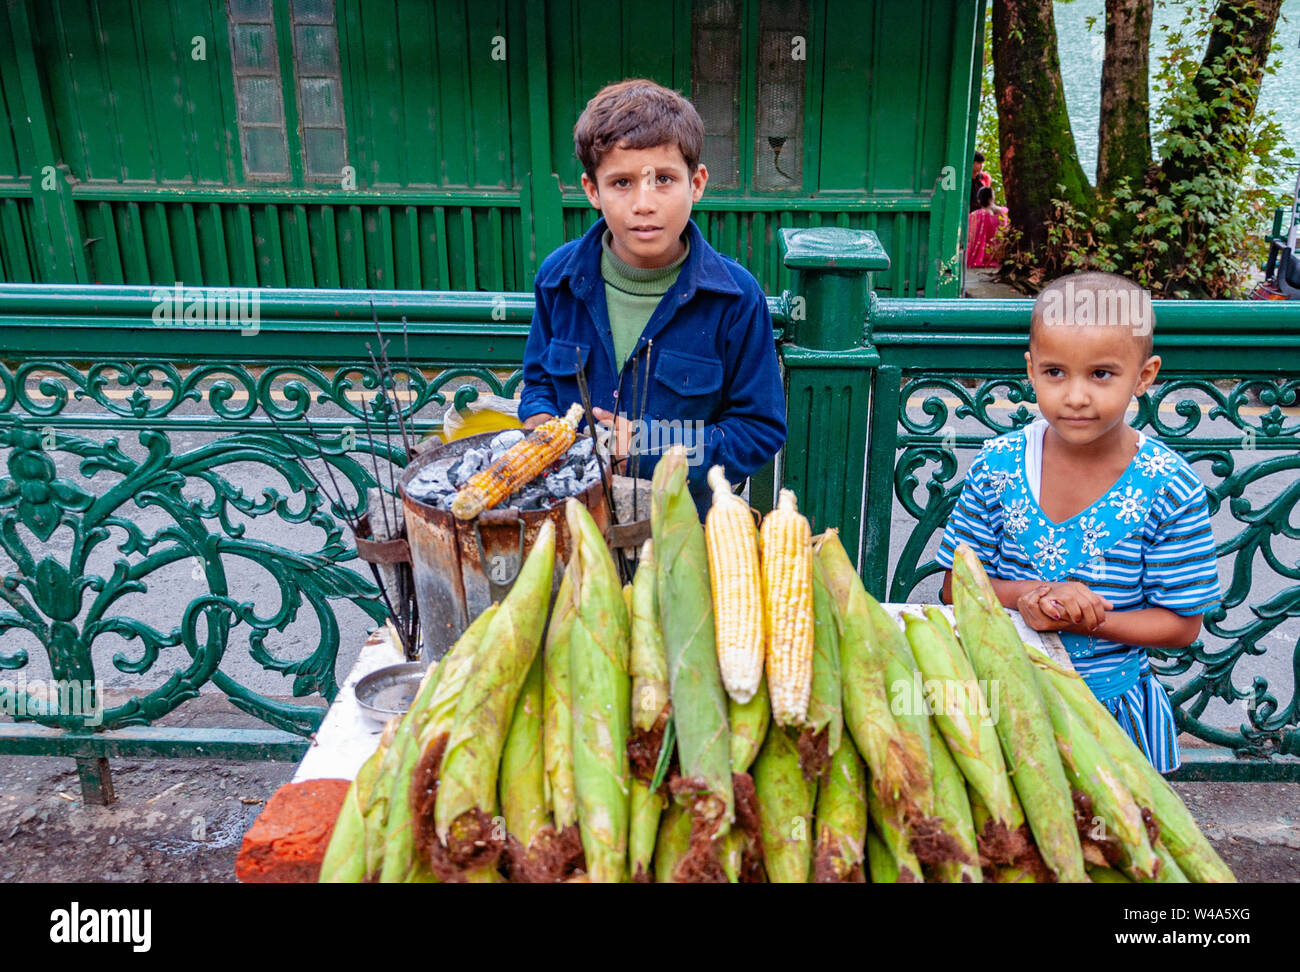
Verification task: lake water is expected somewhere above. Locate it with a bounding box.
[1054,0,1299,198]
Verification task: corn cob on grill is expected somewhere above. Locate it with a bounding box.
[451,402,583,520]
[705,465,765,705]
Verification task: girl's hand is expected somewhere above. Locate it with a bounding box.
[1017,582,1113,633]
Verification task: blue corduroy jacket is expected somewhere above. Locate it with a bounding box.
[518,216,787,517]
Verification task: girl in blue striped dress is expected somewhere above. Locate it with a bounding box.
[937,272,1221,774]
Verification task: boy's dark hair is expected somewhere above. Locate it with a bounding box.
[574,79,704,183]
[977,185,993,207]
[1030,271,1155,361]
[973,151,985,163]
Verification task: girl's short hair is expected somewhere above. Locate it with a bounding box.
[574,79,705,183]
[977,186,993,207]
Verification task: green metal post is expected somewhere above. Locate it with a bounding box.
[777,227,888,565]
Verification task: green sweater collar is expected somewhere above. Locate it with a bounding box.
[600,229,690,295]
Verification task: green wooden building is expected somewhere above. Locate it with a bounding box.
[0,0,984,297]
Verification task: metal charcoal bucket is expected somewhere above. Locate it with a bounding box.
[398,431,609,660]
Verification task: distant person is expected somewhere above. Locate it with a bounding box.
[966,186,1008,268]
[970,152,992,213]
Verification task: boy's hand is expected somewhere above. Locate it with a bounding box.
[592,407,634,459]
[522,412,554,430]
[1017,581,1113,633]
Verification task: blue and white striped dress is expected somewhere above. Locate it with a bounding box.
[935,421,1221,773]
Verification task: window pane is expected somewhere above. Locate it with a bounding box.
[229,0,272,23]
[232,24,277,73]
[237,76,285,124]
[292,0,335,24]
[245,127,290,176]
[294,24,339,74]
[755,0,807,190]
[304,128,346,179]
[299,77,342,126]
[691,0,741,187]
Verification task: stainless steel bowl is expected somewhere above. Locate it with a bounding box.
[354,662,427,720]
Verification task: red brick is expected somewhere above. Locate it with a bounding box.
[236,778,351,883]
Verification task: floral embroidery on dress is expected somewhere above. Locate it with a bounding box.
[1078,516,1110,557]
[1004,497,1031,536]
[1108,485,1147,524]
[1034,526,1068,571]
[987,467,1021,497]
[988,435,1020,454]
[1135,448,1178,479]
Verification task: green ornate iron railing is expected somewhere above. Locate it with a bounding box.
[2,230,1298,786]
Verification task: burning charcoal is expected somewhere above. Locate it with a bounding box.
[412,456,456,493]
[514,485,550,510]
[488,429,526,461]
[452,448,489,486]
[545,466,579,497]
[569,437,594,460]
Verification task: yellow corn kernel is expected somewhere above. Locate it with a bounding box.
[705,465,765,704]
[760,488,814,727]
[451,403,583,519]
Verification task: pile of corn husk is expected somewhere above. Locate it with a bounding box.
[321,446,1234,883]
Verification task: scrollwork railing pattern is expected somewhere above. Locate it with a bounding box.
[889,374,1300,759]
[0,359,523,736]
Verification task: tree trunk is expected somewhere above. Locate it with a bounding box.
[1096,0,1153,195]
[1158,0,1284,189]
[992,0,1093,255]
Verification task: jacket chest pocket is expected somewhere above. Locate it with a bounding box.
[543,338,590,415]
[652,347,723,420]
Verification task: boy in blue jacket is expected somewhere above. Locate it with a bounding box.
[518,79,787,518]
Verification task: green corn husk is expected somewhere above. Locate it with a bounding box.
[434,519,556,852]
[1153,841,1190,883]
[652,446,733,835]
[566,498,632,884]
[866,829,901,884]
[1034,669,1160,881]
[1028,651,1234,883]
[543,566,578,831]
[630,779,666,881]
[1088,865,1132,883]
[500,650,549,853]
[952,544,1086,882]
[907,608,1026,836]
[654,800,694,883]
[361,657,450,880]
[927,721,983,882]
[816,532,930,861]
[806,553,844,760]
[729,675,771,775]
[320,717,398,883]
[812,740,868,882]
[867,788,923,882]
[381,604,499,883]
[753,723,816,883]
[630,540,670,732]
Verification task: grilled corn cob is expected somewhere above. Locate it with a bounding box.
[451,403,583,519]
[760,489,814,727]
[705,465,765,705]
